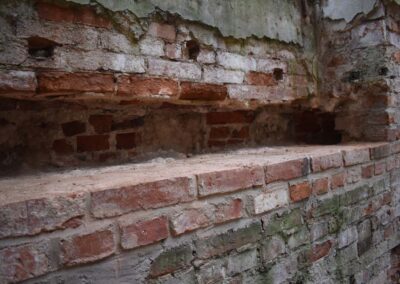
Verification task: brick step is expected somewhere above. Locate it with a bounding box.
[0,142,397,283]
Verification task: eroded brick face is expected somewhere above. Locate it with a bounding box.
[0,243,53,283]
[120,216,169,249]
[180,82,227,101]
[37,72,114,95]
[117,76,179,97]
[60,228,115,266]
[265,158,309,183]
[91,177,196,218]
[36,2,112,28]
[0,143,398,283]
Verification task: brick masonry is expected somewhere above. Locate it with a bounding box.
[0,0,399,283]
[0,143,399,283]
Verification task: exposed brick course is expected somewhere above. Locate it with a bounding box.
[120,216,169,249]
[197,167,264,197]
[117,76,179,97]
[60,228,115,266]
[0,0,399,283]
[265,158,309,183]
[36,2,112,28]
[91,177,196,218]
[37,72,114,95]
[180,82,227,101]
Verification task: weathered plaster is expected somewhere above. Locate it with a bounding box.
[67,0,303,44]
[322,0,377,22]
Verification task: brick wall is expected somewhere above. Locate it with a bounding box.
[0,0,317,171]
[318,1,400,142]
[0,142,399,283]
[1,99,301,172]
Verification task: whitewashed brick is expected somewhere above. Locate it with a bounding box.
[251,187,288,215]
[217,51,256,71]
[257,58,288,73]
[228,85,302,103]
[148,58,201,80]
[338,226,358,249]
[227,249,258,276]
[0,70,37,92]
[197,49,216,64]
[139,37,165,57]
[165,43,182,59]
[351,20,386,48]
[203,66,244,84]
[59,50,146,73]
[98,32,136,54]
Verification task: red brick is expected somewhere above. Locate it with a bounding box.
[375,161,386,176]
[52,139,74,155]
[362,164,374,178]
[36,2,112,28]
[0,242,53,283]
[77,135,109,152]
[312,177,329,195]
[62,121,86,137]
[180,82,227,101]
[214,199,243,224]
[231,126,250,139]
[148,22,176,42]
[117,76,179,97]
[60,228,115,266]
[342,148,370,166]
[37,72,114,95]
[206,111,255,125]
[170,207,212,236]
[0,194,85,239]
[116,132,136,149]
[331,172,346,190]
[309,240,332,262]
[265,158,309,183]
[311,152,343,172]
[197,167,264,197]
[209,127,231,139]
[91,177,196,218]
[120,216,169,250]
[246,71,277,86]
[289,181,311,202]
[0,70,37,94]
[370,143,391,160]
[89,115,113,134]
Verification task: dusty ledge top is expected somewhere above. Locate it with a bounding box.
[0,142,389,206]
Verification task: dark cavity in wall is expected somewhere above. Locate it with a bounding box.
[185,40,200,60]
[291,110,342,145]
[28,36,57,59]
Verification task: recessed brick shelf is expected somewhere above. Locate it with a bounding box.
[1,142,399,283]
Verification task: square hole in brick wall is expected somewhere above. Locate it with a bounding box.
[291,110,342,145]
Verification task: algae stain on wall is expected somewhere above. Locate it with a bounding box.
[67,0,304,44]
